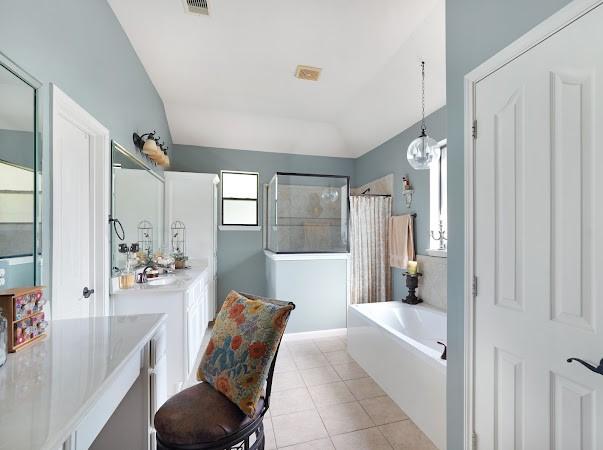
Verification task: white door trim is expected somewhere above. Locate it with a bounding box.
[463,0,603,448]
[51,85,111,317]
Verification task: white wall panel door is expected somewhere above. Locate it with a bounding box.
[52,86,110,319]
[53,114,92,319]
[474,5,603,449]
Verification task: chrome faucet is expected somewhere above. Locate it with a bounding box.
[137,265,155,284]
[431,220,447,251]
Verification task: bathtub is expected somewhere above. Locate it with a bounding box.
[348,302,447,450]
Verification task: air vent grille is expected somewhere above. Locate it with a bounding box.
[184,0,209,15]
[295,65,322,81]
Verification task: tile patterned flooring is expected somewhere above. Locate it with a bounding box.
[263,335,438,450]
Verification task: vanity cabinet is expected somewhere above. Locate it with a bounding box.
[112,264,210,395]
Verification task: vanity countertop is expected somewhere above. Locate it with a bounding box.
[0,313,166,450]
[111,259,209,295]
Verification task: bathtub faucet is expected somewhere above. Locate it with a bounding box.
[437,341,447,360]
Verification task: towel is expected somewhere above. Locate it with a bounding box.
[389,215,415,269]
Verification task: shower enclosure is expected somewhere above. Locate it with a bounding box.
[266,173,350,254]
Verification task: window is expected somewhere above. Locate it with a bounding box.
[220,170,259,228]
[429,140,447,254]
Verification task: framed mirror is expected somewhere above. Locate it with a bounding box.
[0,56,42,289]
[111,141,164,276]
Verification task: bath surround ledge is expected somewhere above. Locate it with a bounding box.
[263,250,350,261]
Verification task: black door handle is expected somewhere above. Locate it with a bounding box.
[567,357,603,375]
[83,287,95,299]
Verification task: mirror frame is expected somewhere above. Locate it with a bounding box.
[110,141,165,274]
[0,51,43,287]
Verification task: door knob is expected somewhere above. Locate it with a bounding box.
[82,287,95,299]
[567,357,603,375]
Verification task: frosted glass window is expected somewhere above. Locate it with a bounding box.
[222,172,258,198]
[223,200,258,225]
[221,170,259,226]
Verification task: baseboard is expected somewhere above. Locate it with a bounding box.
[283,328,347,342]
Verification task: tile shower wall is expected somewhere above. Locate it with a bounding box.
[276,184,344,253]
[417,255,447,311]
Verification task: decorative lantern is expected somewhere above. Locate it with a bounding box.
[170,221,186,256]
[137,220,154,257]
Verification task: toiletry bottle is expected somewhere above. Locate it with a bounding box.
[0,307,7,367]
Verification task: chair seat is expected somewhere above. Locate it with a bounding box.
[154,382,265,447]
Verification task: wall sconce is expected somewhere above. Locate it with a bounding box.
[133,131,170,168]
[402,174,414,208]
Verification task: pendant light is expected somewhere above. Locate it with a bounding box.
[407,61,440,170]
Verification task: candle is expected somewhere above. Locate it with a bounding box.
[407,261,418,275]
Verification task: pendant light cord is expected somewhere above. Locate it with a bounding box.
[421,61,427,136]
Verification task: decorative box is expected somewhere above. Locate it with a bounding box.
[0,286,48,352]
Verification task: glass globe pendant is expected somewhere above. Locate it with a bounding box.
[407,61,440,170]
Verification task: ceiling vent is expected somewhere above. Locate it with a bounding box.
[295,65,322,81]
[183,0,209,16]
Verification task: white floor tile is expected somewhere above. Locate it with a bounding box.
[293,353,329,369]
[324,350,354,365]
[331,361,368,380]
[379,420,437,450]
[300,365,341,387]
[359,396,408,426]
[269,386,314,417]
[272,370,305,392]
[317,401,375,436]
[331,427,393,450]
[314,338,346,353]
[274,355,298,374]
[308,381,356,408]
[278,437,335,450]
[272,410,328,448]
[345,377,386,400]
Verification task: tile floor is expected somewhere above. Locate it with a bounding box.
[263,335,438,450]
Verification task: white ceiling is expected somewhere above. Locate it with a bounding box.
[108,0,446,158]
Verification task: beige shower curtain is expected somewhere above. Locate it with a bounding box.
[350,195,392,304]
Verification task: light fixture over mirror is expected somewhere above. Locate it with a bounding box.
[407,61,440,170]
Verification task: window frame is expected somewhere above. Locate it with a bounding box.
[428,139,448,255]
[220,170,260,229]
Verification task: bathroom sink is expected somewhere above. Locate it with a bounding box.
[147,277,176,286]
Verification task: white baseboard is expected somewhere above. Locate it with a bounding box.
[283,328,347,342]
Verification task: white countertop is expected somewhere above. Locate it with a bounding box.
[111,259,209,295]
[0,313,166,450]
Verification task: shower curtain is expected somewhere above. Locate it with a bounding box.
[350,195,392,304]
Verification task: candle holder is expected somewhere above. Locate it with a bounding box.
[403,272,423,305]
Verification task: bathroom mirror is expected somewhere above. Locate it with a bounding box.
[111,141,164,273]
[0,58,41,289]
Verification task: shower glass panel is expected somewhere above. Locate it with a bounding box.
[266,173,349,253]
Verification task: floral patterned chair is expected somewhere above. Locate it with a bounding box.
[154,292,295,450]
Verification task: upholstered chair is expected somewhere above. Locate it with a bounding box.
[154,292,295,450]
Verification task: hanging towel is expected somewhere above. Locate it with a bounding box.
[389,215,415,269]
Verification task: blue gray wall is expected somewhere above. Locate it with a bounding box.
[354,106,446,301]
[446,1,573,448]
[169,145,355,304]
[0,0,171,291]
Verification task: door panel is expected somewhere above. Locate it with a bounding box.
[53,114,92,319]
[474,5,603,449]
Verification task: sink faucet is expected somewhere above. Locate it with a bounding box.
[137,265,155,284]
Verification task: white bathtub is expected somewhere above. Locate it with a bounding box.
[348,302,447,450]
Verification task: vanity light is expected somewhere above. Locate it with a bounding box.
[133,131,170,167]
[407,61,440,170]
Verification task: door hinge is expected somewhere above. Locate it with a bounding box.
[472,120,478,139]
[472,431,478,450]
[472,276,478,297]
